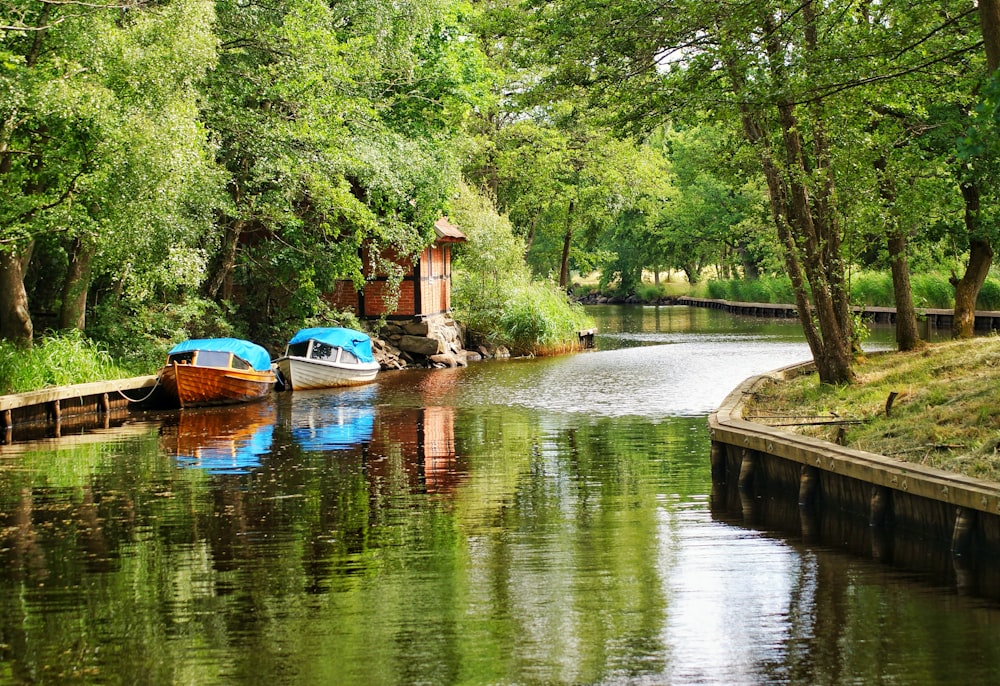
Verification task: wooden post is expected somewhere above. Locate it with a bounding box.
[2,408,11,445]
[798,465,818,510]
[869,486,890,528]
[51,400,62,437]
[710,441,727,486]
[738,448,757,523]
[870,486,892,562]
[738,448,755,494]
[952,507,976,558]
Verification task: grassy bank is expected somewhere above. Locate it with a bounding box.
[0,332,143,395]
[744,336,1000,482]
[579,270,1000,308]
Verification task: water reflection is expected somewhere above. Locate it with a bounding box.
[164,403,275,474]
[2,305,1000,685]
[289,386,375,451]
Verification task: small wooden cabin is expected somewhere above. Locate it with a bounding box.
[327,217,467,320]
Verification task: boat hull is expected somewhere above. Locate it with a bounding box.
[159,363,276,408]
[276,356,379,391]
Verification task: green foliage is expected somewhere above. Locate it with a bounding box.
[704,276,795,304]
[88,296,237,373]
[702,271,1000,311]
[975,278,1000,310]
[495,281,593,354]
[850,272,894,307]
[451,183,593,354]
[0,331,130,394]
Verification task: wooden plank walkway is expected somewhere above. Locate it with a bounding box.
[676,296,1000,331]
[1,376,160,443]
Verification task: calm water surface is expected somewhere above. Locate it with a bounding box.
[2,306,999,685]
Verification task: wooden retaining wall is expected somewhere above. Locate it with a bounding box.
[0,376,161,444]
[708,364,1000,598]
[678,296,1000,332]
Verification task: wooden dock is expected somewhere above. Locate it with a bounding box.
[677,296,1000,332]
[1,376,162,444]
[709,364,1000,597]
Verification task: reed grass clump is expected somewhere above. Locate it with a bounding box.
[450,183,595,356]
[703,271,1000,310]
[703,276,796,303]
[0,331,131,395]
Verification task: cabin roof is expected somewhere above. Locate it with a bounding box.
[433,217,467,243]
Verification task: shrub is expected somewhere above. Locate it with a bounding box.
[850,271,893,306]
[703,276,794,303]
[910,273,954,309]
[450,183,594,354]
[976,278,1000,310]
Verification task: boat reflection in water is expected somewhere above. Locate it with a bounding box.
[161,403,276,474]
[288,374,465,495]
[161,373,465,496]
[290,385,376,451]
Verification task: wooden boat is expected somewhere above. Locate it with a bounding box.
[158,338,276,408]
[274,327,380,391]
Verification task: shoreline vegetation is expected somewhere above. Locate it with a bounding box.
[743,337,1000,484]
[7,275,1000,490]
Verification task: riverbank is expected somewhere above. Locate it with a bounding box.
[743,336,1000,483]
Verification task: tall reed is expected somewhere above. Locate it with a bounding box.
[0,332,129,395]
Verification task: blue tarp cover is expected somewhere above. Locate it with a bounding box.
[288,327,375,363]
[175,424,274,475]
[168,338,273,372]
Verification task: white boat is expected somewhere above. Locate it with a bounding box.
[274,327,380,391]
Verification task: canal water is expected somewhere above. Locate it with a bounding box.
[2,306,999,684]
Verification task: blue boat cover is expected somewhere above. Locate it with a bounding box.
[175,424,274,475]
[288,327,375,363]
[168,338,273,372]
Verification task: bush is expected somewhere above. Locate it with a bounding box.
[976,278,1000,310]
[450,183,594,354]
[850,271,893,306]
[910,273,953,309]
[88,295,236,373]
[0,331,131,394]
[494,282,593,355]
[702,276,795,303]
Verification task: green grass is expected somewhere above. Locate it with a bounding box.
[744,337,1000,482]
[0,331,138,395]
[459,279,594,356]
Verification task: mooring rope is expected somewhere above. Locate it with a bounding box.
[116,377,161,403]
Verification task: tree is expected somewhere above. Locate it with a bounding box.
[201,0,483,339]
[512,0,988,382]
[0,0,219,344]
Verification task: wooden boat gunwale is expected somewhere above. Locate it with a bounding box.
[160,346,276,408]
[274,330,380,391]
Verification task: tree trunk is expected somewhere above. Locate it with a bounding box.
[558,199,574,288]
[59,236,96,331]
[874,156,922,351]
[946,3,1000,339]
[524,213,539,261]
[888,232,922,350]
[724,9,854,385]
[952,182,992,339]
[0,245,34,345]
[736,242,760,280]
[980,0,1000,72]
[203,219,244,301]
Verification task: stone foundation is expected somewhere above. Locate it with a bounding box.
[374,314,470,369]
